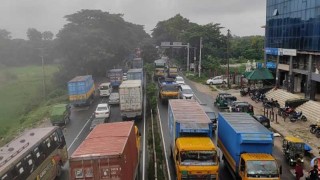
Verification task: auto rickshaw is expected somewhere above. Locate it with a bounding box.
[282,136,305,166]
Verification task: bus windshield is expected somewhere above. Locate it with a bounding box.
[180,150,218,166]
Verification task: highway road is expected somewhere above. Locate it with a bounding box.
[157,77,301,180]
[57,77,148,180]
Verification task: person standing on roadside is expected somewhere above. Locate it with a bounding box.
[308,165,319,180]
[295,159,304,180]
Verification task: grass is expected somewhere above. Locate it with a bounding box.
[0,65,67,145]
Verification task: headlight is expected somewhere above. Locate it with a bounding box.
[300,159,304,163]
[290,159,293,162]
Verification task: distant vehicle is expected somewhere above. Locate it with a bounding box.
[175,76,185,85]
[0,126,68,180]
[214,93,237,110]
[158,78,179,103]
[132,57,143,69]
[123,72,127,81]
[229,101,254,115]
[98,82,112,97]
[206,75,227,85]
[153,58,166,80]
[167,65,178,78]
[68,75,95,107]
[252,115,271,128]
[94,103,110,119]
[108,69,123,88]
[119,80,142,120]
[179,84,194,100]
[201,104,217,131]
[50,103,71,126]
[90,117,106,131]
[127,68,143,82]
[108,92,120,105]
[69,122,140,180]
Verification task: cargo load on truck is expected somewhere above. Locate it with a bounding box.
[49,103,71,126]
[107,69,123,88]
[217,112,281,179]
[153,59,167,81]
[158,77,179,103]
[127,68,143,82]
[168,99,219,180]
[69,121,140,180]
[167,65,178,78]
[68,75,95,107]
[119,80,142,120]
[132,58,143,69]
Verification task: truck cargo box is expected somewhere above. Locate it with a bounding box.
[217,113,274,168]
[108,69,123,87]
[69,121,138,180]
[127,68,143,82]
[132,58,143,69]
[68,75,95,106]
[119,80,142,119]
[168,100,213,152]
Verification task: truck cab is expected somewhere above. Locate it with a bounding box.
[238,154,281,179]
[158,78,179,103]
[174,137,219,179]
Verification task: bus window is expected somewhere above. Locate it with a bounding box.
[24,154,34,173]
[56,128,66,148]
[32,147,41,166]
[1,173,12,180]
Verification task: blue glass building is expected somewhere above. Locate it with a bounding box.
[266,0,320,100]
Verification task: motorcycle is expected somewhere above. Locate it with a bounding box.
[289,111,307,122]
[240,88,249,96]
[278,106,295,117]
[309,123,320,134]
[263,99,280,109]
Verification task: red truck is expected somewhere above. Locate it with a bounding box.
[69,121,140,180]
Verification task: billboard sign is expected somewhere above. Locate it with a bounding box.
[266,61,277,69]
[280,48,297,56]
[265,48,279,55]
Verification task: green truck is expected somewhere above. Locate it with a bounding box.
[50,104,71,126]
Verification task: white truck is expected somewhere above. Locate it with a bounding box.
[119,80,143,120]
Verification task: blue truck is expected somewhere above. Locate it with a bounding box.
[107,69,123,88]
[217,113,281,180]
[127,68,143,82]
[168,100,219,179]
[68,75,95,107]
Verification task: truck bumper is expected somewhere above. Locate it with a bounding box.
[121,111,142,120]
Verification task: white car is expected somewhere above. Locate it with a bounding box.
[99,83,112,97]
[108,92,120,105]
[95,103,110,118]
[206,76,227,85]
[179,85,194,100]
[175,76,185,85]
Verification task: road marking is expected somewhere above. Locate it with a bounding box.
[67,117,92,151]
[157,104,171,180]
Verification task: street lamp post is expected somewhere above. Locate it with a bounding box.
[227,29,231,89]
[40,55,46,99]
[187,43,190,71]
[199,37,202,77]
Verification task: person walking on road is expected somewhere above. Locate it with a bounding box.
[295,159,304,180]
[308,165,319,180]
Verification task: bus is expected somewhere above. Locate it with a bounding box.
[0,126,68,180]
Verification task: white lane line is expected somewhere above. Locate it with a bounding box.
[67,115,93,151]
[142,77,146,180]
[157,104,171,180]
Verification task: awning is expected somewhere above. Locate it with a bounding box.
[246,68,274,80]
[243,71,252,78]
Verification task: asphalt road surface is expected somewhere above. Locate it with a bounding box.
[57,77,147,180]
[157,77,301,180]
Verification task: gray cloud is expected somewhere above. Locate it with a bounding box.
[0,0,266,39]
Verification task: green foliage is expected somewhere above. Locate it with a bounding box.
[140,38,159,64]
[56,9,149,79]
[230,36,264,60]
[27,28,43,41]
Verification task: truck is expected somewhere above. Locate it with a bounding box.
[168,99,219,180]
[132,57,143,69]
[154,58,166,81]
[49,103,71,126]
[167,65,178,78]
[217,112,282,180]
[69,121,140,180]
[158,77,179,103]
[127,68,143,83]
[108,69,123,88]
[68,75,95,107]
[119,80,142,120]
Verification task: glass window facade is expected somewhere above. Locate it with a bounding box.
[266,0,320,51]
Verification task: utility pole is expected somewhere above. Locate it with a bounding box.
[199,37,202,77]
[41,55,46,100]
[193,47,196,74]
[187,43,190,72]
[227,29,231,89]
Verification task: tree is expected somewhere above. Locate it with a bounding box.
[140,38,158,64]
[42,31,54,40]
[55,9,149,80]
[27,28,42,41]
[0,29,11,39]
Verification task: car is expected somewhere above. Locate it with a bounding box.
[201,104,217,131]
[179,84,194,100]
[95,103,110,118]
[108,92,120,105]
[214,93,237,109]
[229,101,254,115]
[90,117,106,131]
[206,76,227,85]
[175,76,185,85]
[98,82,112,97]
[252,115,271,128]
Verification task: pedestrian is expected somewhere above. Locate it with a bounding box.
[295,159,304,180]
[308,165,319,180]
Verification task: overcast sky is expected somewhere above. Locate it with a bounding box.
[0,0,266,39]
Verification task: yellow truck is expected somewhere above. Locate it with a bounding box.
[158,78,179,103]
[168,100,219,179]
[154,59,166,81]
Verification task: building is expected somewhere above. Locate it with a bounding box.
[265,0,320,100]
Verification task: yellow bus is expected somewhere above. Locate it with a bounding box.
[0,126,68,180]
